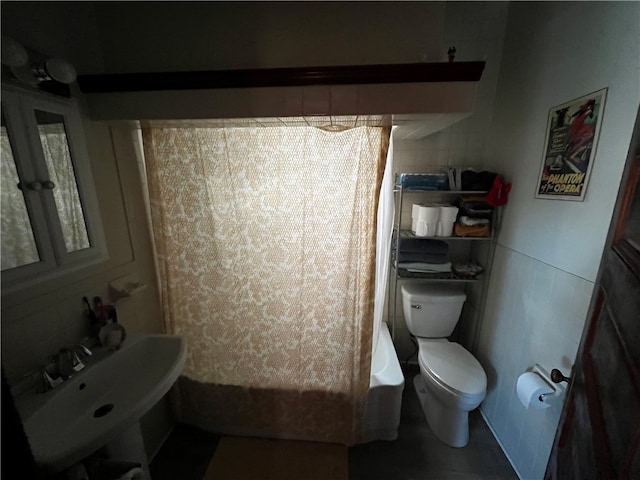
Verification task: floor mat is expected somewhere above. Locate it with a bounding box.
[203,436,348,480]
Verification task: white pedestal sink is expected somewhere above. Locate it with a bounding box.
[16,333,186,476]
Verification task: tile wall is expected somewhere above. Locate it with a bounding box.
[477,245,593,479]
[386,1,509,360]
[389,134,490,360]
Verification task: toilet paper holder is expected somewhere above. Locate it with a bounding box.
[551,368,571,384]
[532,364,568,404]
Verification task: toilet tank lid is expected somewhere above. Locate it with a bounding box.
[401,284,466,303]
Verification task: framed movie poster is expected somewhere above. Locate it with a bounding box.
[535,88,607,201]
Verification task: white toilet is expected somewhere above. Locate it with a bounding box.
[401,283,487,448]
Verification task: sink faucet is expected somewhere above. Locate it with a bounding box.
[41,344,93,391]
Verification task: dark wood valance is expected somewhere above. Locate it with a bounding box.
[77,62,485,93]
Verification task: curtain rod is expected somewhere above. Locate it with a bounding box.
[77,62,485,93]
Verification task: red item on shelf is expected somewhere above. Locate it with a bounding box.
[486,175,511,207]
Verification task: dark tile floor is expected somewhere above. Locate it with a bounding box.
[349,366,517,480]
[150,426,220,480]
[150,366,516,480]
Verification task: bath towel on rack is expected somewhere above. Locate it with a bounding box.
[398,261,452,273]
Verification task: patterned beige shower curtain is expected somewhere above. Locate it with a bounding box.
[142,124,389,445]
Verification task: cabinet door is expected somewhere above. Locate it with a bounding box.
[0,86,106,290]
[1,92,58,281]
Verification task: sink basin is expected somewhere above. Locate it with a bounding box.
[17,334,186,474]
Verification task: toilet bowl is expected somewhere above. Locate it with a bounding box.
[401,284,487,447]
[415,338,486,447]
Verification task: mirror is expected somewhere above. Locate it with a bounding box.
[1,110,40,270]
[1,85,107,292]
[34,109,90,253]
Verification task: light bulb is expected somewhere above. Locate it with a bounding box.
[45,58,77,84]
[1,36,28,67]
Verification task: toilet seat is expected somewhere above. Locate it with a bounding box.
[417,338,487,397]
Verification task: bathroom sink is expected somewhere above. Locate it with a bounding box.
[17,334,186,474]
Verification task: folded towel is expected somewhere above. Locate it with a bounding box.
[456,195,493,219]
[398,261,452,273]
[459,216,490,226]
[398,236,449,255]
[397,251,450,264]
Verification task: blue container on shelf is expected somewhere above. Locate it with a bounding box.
[398,172,449,191]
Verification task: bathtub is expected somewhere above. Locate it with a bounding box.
[361,322,405,443]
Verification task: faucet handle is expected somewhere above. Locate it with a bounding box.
[41,364,63,391]
[74,344,92,357]
[72,344,92,371]
[71,353,86,373]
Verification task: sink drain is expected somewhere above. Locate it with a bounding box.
[93,404,114,418]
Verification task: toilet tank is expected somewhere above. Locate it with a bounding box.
[401,284,466,338]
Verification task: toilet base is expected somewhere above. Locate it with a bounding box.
[413,374,470,448]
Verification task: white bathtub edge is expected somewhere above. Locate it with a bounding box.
[370,322,404,388]
[361,322,405,444]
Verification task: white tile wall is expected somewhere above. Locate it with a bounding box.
[477,244,593,479]
[387,1,509,363]
[388,132,497,363]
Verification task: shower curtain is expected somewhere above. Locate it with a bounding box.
[372,133,394,355]
[142,124,390,444]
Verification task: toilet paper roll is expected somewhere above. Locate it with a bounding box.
[435,206,459,236]
[412,203,422,218]
[439,205,459,221]
[411,204,423,233]
[517,372,554,409]
[418,205,440,222]
[436,221,455,237]
[415,206,439,236]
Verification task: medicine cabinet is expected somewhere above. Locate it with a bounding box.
[1,84,106,292]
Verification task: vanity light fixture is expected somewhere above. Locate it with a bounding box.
[30,57,77,84]
[1,36,77,85]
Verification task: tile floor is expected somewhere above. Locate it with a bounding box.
[349,366,517,480]
[150,366,517,480]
